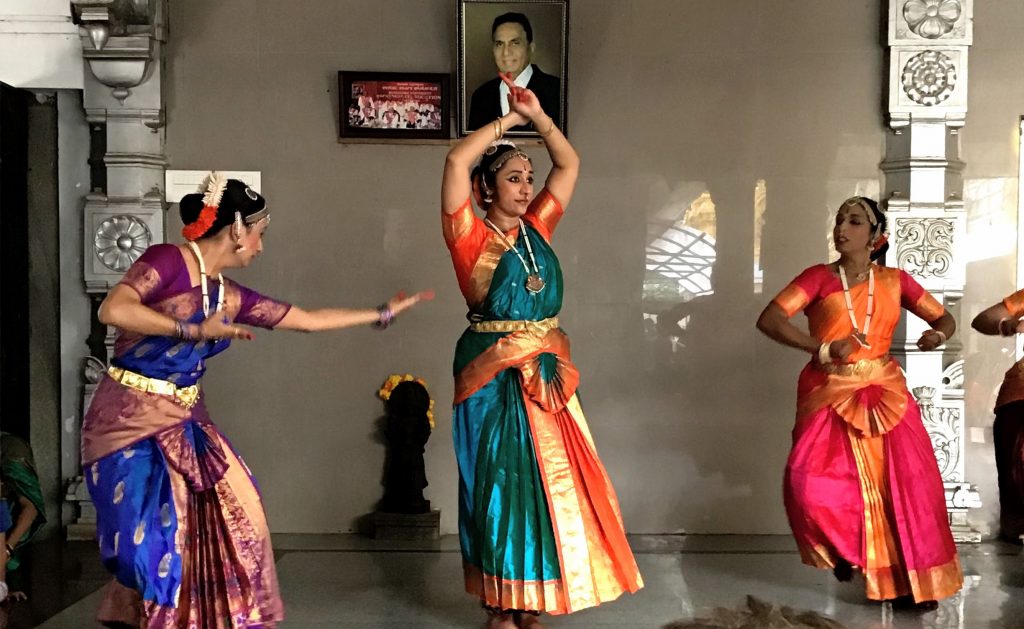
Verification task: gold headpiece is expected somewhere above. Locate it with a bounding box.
[842,196,879,228]
[485,140,531,173]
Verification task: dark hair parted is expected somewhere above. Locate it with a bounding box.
[179,179,267,240]
[492,12,533,42]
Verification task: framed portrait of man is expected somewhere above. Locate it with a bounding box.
[458,0,569,138]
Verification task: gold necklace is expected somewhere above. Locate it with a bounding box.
[839,265,874,349]
[839,261,871,282]
[483,218,545,294]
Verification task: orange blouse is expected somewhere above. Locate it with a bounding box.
[772,264,945,436]
[442,188,563,309]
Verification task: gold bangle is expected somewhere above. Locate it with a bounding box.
[539,117,556,137]
[493,117,503,141]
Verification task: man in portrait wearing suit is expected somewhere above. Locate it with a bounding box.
[467,12,561,133]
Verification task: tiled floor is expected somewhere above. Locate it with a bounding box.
[20,535,1024,628]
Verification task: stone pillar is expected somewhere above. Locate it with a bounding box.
[882,0,981,543]
[65,0,167,540]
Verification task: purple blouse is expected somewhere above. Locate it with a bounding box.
[111,243,292,386]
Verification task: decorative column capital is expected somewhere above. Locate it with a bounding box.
[886,0,973,129]
[72,0,165,104]
[889,0,972,45]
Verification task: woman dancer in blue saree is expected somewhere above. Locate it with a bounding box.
[441,76,643,629]
[82,173,429,628]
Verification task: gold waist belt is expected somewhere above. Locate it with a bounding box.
[470,317,559,334]
[817,356,891,376]
[107,366,201,409]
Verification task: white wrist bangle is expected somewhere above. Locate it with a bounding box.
[0,580,8,601]
[818,342,832,364]
[932,330,947,344]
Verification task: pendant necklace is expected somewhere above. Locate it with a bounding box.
[186,240,225,316]
[839,264,873,349]
[484,217,546,294]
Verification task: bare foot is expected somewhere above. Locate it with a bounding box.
[832,558,854,582]
[486,614,516,629]
[517,613,546,628]
[888,595,938,612]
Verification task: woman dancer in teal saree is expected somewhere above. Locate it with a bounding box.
[441,76,643,629]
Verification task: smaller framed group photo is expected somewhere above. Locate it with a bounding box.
[338,71,451,141]
[458,0,570,138]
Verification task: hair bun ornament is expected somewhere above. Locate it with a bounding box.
[181,171,227,241]
[201,171,228,208]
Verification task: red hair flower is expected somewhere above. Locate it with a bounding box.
[181,205,218,241]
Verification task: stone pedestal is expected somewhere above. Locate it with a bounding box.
[373,509,441,541]
[64,475,97,540]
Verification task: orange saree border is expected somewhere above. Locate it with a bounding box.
[464,236,509,309]
[774,283,810,318]
[848,427,908,600]
[454,328,571,405]
[523,394,642,614]
[911,291,945,323]
[800,544,961,603]
[464,562,567,614]
[797,360,908,438]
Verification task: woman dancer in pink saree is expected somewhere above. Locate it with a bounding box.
[756,196,961,608]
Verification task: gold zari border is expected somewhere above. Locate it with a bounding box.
[463,562,568,615]
[470,317,559,334]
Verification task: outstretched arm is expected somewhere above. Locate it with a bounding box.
[275,291,433,332]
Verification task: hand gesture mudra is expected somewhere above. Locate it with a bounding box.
[916,329,945,351]
[500,72,544,120]
[199,312,255,341]
[999,316,1024,337]
[388,290,435,316]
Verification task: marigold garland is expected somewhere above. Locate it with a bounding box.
[378,373,435,429]
[181,205,218,241]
